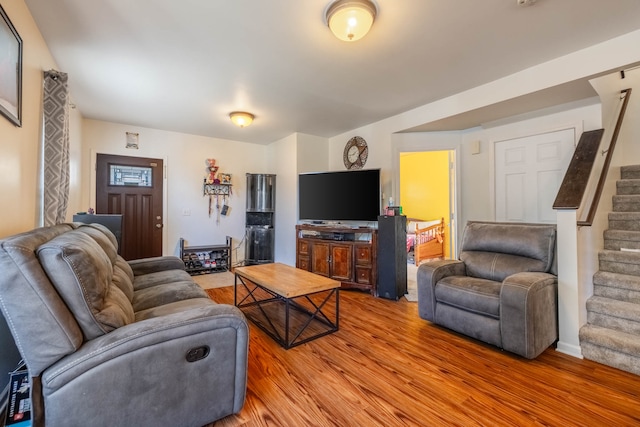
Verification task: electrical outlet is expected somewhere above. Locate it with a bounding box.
[182,208,191,216]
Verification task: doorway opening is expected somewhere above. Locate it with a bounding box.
[399,149,457,298]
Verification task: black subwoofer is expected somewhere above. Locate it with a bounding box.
[377,215,407,300]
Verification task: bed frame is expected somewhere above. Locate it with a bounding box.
[412,217,445,265]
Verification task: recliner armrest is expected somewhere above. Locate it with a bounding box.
[40,303,249,426]
[42,303,247,389]
[500,272,557,359]
[417,259,466,321]
[128,255,185,275]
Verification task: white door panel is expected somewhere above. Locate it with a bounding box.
[505,173,525,221]
[495,129,575,223]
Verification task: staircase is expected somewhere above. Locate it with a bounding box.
[580,165,640,375]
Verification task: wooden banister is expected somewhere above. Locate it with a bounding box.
[577,88,631,226]
[552,88,631,226]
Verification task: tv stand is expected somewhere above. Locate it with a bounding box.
[295,224,378,294]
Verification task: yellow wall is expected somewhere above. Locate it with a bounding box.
[399,150,450,256]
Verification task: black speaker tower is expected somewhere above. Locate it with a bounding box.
[377,215,407,300]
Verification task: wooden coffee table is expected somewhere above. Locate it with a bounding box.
[234,263,340,349]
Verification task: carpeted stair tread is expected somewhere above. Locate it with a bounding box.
[599,250,640,277]
[616,179,640,195]
[580,324,640,353]
[580,325,640,376]
[581,165,640,375]
[604,229,640,250]
[587,295,640,321]
[608,212,640,232]
[612,195,640,212]
[580,324,640,360]
[621,165,640,180]
[593,271,640,304]
[594,270,640,289]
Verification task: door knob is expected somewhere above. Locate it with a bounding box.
[156,224,163,229]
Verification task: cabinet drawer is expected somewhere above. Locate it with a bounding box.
[355,266,372,285]
[298,240,310,256]
[355,244,372,264]
[297,256,310,271]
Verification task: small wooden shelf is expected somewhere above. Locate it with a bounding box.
[179,236,232,275]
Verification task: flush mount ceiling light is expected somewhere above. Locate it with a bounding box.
[325,0,377,42]
[229,111,254,128]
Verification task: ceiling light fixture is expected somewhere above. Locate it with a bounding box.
[229,111,254,128]
[325,0,377,42]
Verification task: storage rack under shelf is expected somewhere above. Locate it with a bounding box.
[179,236,232,275]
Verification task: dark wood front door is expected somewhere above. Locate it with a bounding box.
[96,154,163,260]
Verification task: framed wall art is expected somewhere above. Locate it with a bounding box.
[0,4,22,127]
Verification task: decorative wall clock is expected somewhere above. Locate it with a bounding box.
[343,136,368,170]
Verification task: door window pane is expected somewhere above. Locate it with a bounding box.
[109,165,152,187]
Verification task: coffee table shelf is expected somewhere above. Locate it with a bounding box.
[234,263,340,349]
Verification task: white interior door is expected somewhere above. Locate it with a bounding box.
[495,128,575,223]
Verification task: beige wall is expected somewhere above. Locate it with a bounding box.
[0,0,83,237]
[81,119,269,259]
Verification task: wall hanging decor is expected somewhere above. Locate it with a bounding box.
[125,132,139,149]
[203,158,232,224]
[0,4,23,127]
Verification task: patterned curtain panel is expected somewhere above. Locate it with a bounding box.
[43,70,70,226]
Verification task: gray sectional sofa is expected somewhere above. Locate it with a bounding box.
[0,222,249,427]
[417,221,558,359]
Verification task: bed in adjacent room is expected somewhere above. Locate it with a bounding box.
[406,217,445,265]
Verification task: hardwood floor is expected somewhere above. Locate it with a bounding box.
[206,286,640,427]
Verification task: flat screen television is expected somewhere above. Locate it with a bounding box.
[298,169,381,222]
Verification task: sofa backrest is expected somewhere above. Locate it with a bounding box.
[38,229,135,340]
[0,223,135,377]
[0,224,83,377]
[459,221,556,282]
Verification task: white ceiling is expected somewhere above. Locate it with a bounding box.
[24,0,640,144]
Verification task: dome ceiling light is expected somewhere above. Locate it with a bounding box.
[325,0,377,42]
[229,111,254,128]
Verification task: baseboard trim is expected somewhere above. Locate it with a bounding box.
[556,341,584,359]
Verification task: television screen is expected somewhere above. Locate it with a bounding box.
[298,169,380,222]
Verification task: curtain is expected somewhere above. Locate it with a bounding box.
[42,70,70,226]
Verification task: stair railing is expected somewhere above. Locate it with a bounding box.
[553,88,632,226]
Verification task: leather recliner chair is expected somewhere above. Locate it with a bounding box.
[417,221,558,359]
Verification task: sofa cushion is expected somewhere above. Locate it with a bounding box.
[38,231,134,340]
[113,263,134,301]
[116,255,135,282]
[458,222,556,281]
[74,224,118,264]
[132,281,208,313]
[435,275,501,318]
[0,224,84,376]
[460,222,555,272]
[460,251,548,282]
[133,269,194,291]
[134,298,215,322]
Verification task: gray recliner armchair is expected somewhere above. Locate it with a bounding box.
[417,221,558,359]
[0,223,249,427]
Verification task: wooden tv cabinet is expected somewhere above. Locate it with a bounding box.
[295,224,378,294]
